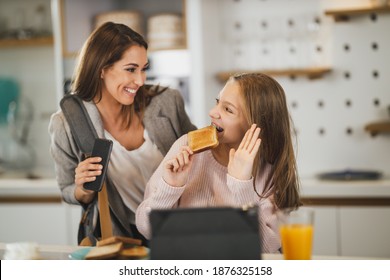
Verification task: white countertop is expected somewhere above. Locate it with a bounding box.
[1,177,390,198]
[0,242,372,260]
[0,178,60,197]
[300,178,390,198]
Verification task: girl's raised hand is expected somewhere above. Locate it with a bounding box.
[163,146,194,187]
[228,124,261,180]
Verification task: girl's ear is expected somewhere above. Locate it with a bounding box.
[100,69,104,79]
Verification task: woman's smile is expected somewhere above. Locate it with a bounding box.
[124,87,137,98]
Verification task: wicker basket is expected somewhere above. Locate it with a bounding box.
[94,11,143,35]
[147,13,185,50]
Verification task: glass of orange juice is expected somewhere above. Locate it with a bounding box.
[278,208,314,260]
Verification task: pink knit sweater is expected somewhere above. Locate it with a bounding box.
[135,134,281,253]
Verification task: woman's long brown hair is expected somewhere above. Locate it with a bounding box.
[71,22,165,128]
[232,73,301,209]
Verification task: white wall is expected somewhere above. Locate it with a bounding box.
[189,0,390,179]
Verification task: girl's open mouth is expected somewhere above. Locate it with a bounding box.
[212,123,224,132]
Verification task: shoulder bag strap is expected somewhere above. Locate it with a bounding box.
[60,94,113,240]
[60,94,97,156]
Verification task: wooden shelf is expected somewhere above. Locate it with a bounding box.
[216,67,332,82]
[0,36,54,48]
[324,5,390,22]
[365,121,390,137]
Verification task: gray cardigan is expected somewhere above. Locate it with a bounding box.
[48,88,196,237]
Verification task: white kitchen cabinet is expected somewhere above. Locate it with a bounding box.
[339,207,390,258]
[0,202,80,246]
[64,203,83,245]
[311,207,339,256]
[0,178,82,246]
[302,179,390,258]
[307,205,390,258]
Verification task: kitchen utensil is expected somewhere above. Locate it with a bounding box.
[317,169,382,181]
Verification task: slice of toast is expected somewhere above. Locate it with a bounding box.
[85,242,123,260]
[188,126,219,153]
[118,246,149,259]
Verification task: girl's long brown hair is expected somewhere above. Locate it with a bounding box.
[232,73,301,209]
[72,22,166,128]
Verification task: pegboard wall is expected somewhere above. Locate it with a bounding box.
[216,0,390,178]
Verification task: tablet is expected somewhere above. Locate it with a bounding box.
[150,206,261,260]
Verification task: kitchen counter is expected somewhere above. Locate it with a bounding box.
[299,178,390,206]
[1,178,390,202]
[0,242,372,260]
[0,178,59,196]
[0,178,60,203]
[300,178,390,198]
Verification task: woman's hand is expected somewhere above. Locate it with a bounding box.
[228,124,261,180]
[163,146,194,187]
[74,157,102,204]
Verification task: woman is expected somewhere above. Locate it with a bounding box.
[136,73,300,253]
[48,22,196,245]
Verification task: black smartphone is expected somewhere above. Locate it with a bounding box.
[84,138,113,192]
